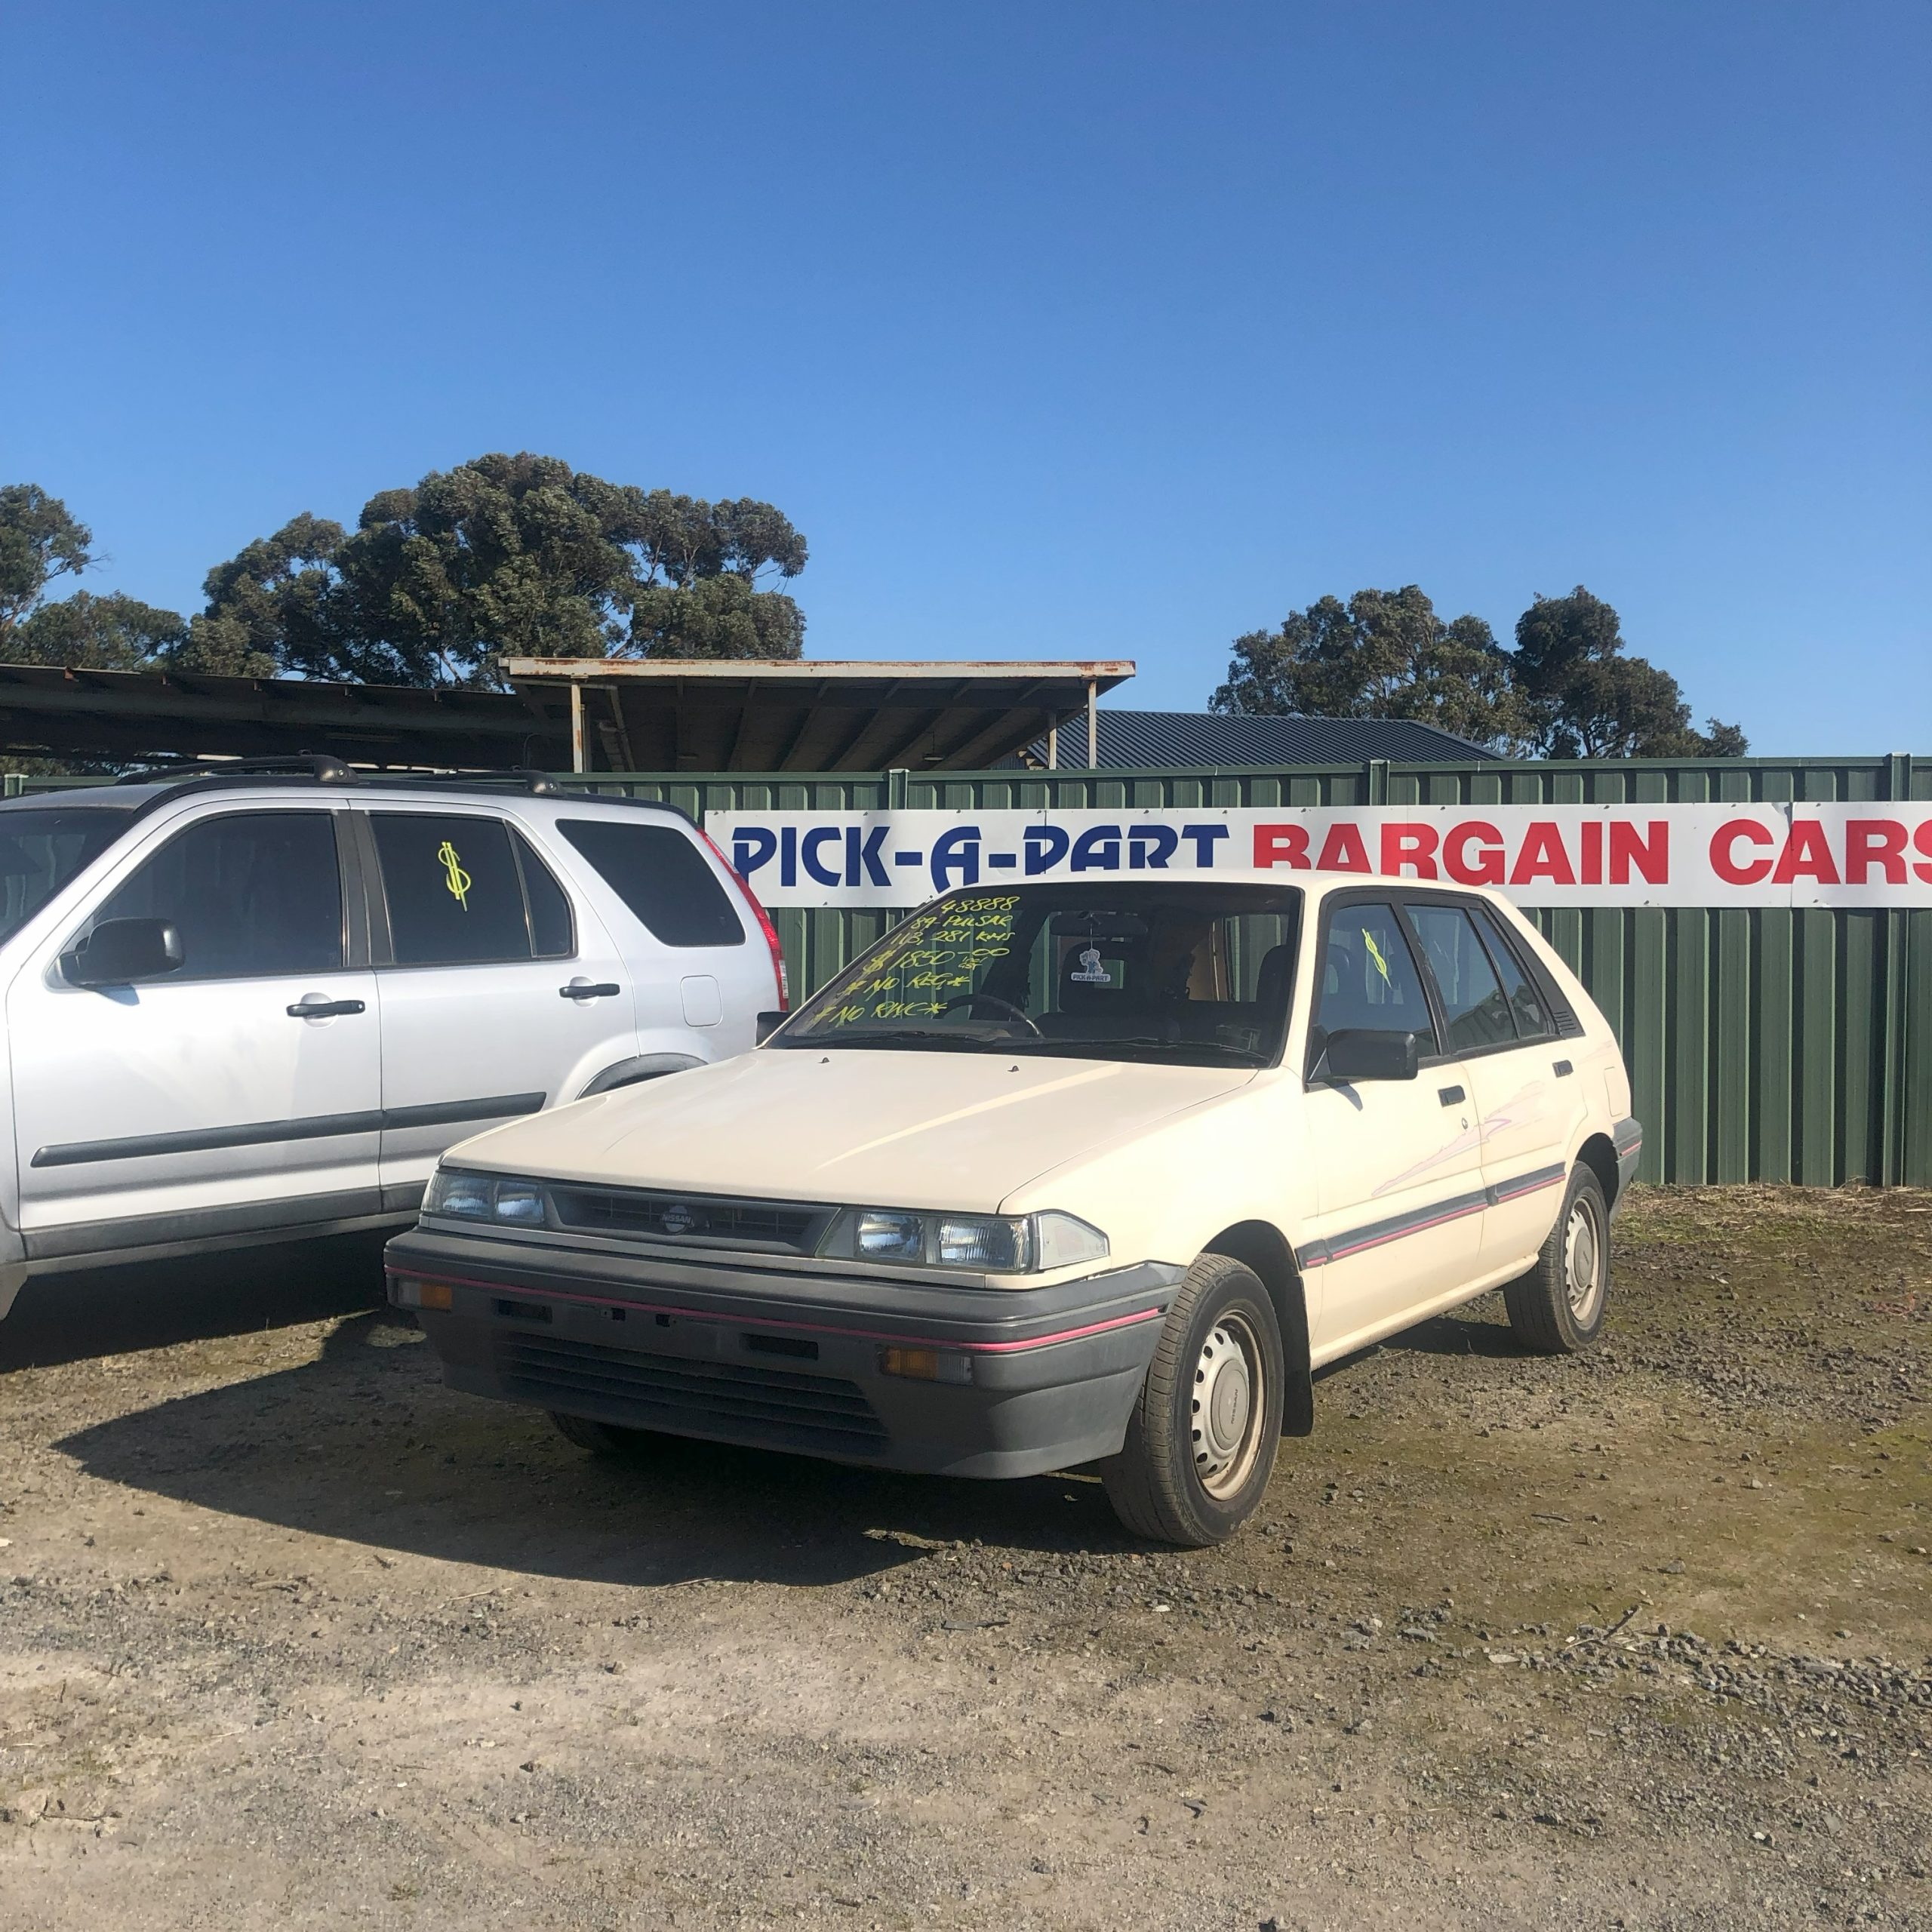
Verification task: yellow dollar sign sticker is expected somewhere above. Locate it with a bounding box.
[1361,925,1392,988]
[437,839,472,910]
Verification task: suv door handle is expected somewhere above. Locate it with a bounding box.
[1438,1084,1466,1106]
[288,998,366,1019]
[560,980,620,1001]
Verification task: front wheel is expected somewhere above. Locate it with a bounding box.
[1101,1253,1284,1547]
[1502,1164,1610,1355]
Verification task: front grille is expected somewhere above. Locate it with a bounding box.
[549,1183,831,1254]
[497,1332,888,1457]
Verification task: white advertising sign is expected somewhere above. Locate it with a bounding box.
[707,803,1932,910]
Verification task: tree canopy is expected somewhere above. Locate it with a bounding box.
[0,485,97,637]
[1213,582,1746,756]
[1211,586,1534,751]
[198,453,809,686]
[1512,587,1746,758]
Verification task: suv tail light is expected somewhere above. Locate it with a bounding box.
[701,831,789,1010]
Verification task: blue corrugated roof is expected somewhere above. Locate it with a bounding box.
[1006,709,1503,769]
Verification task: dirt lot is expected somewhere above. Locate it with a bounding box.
[0,1187,1927,1932]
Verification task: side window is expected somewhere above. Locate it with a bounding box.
[91,811,343,980]
[1469,905,1549,1041]
[371,814,534,968]
[512,830,575,960]
[1315,900,1435,1046]
[557,819,744,947]
[1406,901,1515,1053]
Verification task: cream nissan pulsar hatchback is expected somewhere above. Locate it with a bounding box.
[388,872,1640,1546]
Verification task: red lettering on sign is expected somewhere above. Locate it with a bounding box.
[1916,819,1932,884]
[1380,823,1438,878]
[1317,823,1371,872]
[1443,821,1504,886]
[1772,819,1841,886]
[1509,822,1576,887]
[1610,820,1669,885]
[1710,821,1775,885]
[1844,819,1906,885]
[1581,821,1604,885]
[1253,823,1310,869]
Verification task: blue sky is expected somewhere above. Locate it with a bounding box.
[4,1,1927,754]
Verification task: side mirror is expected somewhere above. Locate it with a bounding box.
[755,1010,786,1044]
[1320,1027,1420,1083]
[61,917,184,989]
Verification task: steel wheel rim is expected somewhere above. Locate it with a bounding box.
[1190,1312,1266,1499]
[1564,1195,1603,1321]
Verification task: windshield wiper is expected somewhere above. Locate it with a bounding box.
[780,1027,1008,1052]
[1007,1035,1266,1064]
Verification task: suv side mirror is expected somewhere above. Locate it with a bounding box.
[1320,1027,1420,1083]
[755,1010,786,1044]
[61,917,184,989]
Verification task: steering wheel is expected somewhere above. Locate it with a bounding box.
[937,991,1042,1035]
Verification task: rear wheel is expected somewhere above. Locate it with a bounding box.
[1502,1165,1610,1355]
[549,1411,660,1458]
[1101,1252,1284,1547]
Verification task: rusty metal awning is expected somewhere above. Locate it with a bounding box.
[500,658,1137,773]
[0,662,564,768]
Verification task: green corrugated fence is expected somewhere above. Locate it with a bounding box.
[556,755,1931,1189]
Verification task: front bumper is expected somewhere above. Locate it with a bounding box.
[383,1225,1184,1479]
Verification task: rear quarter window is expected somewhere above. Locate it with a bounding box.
[558,819,745,948]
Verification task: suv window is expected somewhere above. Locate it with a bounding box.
[371,813,572,967]
[91,810,343,980]
[1315,900,1435,1048]
[1468,904,1549,1040]
[0,804,137,945]
[558,819,743,947]
[1406,901,1515,1053]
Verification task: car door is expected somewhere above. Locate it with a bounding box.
[358,808,638,1206]
[1300,894,1484,1355]
[1419,898,1580,1275]
[7,805,381,1260]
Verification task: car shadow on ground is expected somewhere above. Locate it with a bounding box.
[0,1232,391,1371]
[53,1309,1144,1589]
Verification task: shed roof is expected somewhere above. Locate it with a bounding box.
[500,658,1136,773]
[1010,709,1503,769]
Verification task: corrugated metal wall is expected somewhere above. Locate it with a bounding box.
[561,755,1930,1188]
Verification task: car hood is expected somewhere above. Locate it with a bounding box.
[453,1048,1256,1214]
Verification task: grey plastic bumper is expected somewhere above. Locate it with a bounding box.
[384,1226,1185,1480]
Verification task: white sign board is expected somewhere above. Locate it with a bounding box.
[707,803,1932,909]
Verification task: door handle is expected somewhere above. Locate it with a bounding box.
[560,981,620,1001]
[1438,1084,1466,1106]
[1553,1060,1574,1077]
[288,998,366,1019]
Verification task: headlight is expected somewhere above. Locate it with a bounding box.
[819,1208,1107,1274]
[423,1169,550,1228]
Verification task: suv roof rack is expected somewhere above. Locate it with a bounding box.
[98,758,693,825]
[115,754,354,785]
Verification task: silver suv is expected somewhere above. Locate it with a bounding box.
[0,761,786,1318]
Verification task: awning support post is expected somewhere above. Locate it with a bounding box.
[569,681,586,774]
[1086,680,1097,768]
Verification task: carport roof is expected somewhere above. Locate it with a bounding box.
[499,658,1137,773]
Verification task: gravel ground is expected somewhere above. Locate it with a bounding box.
[0,1185,1927,1930]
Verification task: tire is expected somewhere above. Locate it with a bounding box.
[1502,1164,1611,1355]
[549,1411,660,1458]
[1101,1252,1285,1547]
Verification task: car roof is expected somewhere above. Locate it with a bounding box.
[0,774,694,825]
[941,867,1512,900]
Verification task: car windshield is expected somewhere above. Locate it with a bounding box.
[0,804,138,946]
[773,882,1303,1067]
